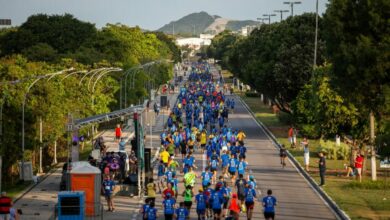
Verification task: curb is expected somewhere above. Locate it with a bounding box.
[236,95,350,220]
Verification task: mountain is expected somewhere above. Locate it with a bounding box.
[158,11,215,36]
[158,12,259,36]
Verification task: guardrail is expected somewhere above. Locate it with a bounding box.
[237,95,350,220]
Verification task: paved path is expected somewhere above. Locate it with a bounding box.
[226,95,337,220]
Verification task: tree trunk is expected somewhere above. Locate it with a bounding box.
[370,111,377,181]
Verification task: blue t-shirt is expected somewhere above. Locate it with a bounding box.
[211,191,223,210]
[142,204,150,218]
[262,196,277,213]
[158,164,165,177]
[229,158,238,172]
[163,198,175,214]
[248,180,257,189]
[210,159,219,169]
[175,207,189,220]
[201,171,213,186]
[238,161,247,175]
[103,180,115,195]
[221,154,230,167]
[147,207,157,220]
[165,171,174,183]
[244,188,257,202]
[184,157,194,167]
[195,193,207,210]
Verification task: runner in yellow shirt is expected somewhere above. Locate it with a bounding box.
[160,149,170,166]
[237,130,246,145]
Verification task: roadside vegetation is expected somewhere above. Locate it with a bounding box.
[0,13,180,196]
[208,1,390,219]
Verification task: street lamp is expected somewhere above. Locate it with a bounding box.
[274,10,290,21]
[284,1,301,17]
[21,68,74,181]
[263,14,277,24]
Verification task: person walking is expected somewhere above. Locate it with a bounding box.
[102,175,116,212]
[262,189,277,220]
[0,192,12,220]
[301,137,310,171]
[318,152,326,186]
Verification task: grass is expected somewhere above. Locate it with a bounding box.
[3,181,33,199]
[241,95,390,220]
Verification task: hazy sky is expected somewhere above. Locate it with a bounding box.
[0,0,328,30]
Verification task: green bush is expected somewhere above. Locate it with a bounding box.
[245,92,261,97]
[317,139,350,160]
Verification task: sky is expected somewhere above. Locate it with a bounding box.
[0,0,328,30]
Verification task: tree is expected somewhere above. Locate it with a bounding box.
[324,0,390,180]
[292,65,359,139]
[222,13,325,113]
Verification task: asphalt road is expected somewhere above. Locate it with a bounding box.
[225,95,337,220]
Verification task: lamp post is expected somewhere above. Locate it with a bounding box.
[263,14,277,24]
[21,69,73,181]
[313,0,319,68]
[274,10,290,21]
[283,1,301,17]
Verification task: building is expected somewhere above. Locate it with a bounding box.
[176,37,212,50]
[241,25,257,37]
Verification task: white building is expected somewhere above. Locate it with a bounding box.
[241,25,257,37]
[176,37,212,50]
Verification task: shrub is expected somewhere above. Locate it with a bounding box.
[317,139,350,160]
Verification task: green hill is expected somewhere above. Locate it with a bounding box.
[158,11,215,36]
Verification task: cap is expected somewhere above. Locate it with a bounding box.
[249,175,254,181]
[199,188,204,192]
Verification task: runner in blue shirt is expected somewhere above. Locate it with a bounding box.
[201,167,213,188]
[244,184,257,220]
[140,199,151,220]
[239,144,247,159]
[228,155,238,184]
[157,161,165,193]
[210,183,224,219]
[209,151,219,184]
[221,150,230,177]
[195,188,207,220]
[238,157,248,176]
[248,175,257,189]
[102,175,115,212]
[162,194,176,220]
[175,202,189,220]
[262,189,277,220]
[146,202,157,220]
[165,169,174,184]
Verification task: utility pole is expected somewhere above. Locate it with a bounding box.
[263,14,277,24]
[370,112,377,181]
[172,23,175,36]
[283,1,302,17]
[313,0,319,68]
[39,117,43,173]
[274,10,289,21]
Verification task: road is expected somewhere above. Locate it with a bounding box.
[225,94,337,220]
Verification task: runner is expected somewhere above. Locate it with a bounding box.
[244,184,257,220]
[201,167,213,189]
[146,202,158,220]
[183,166,197,189]
[162,193,176,220]
[175,202,190,220]
[140,199,151,220]
[262,189,277,220]
[228,193,241,220]
[102,175,115,212]
[235,174,247,204]
[210,183,224,220]
[280,144,287,168]
[195,188,207,220]
[183,185,194,215]
[228,155,239,185]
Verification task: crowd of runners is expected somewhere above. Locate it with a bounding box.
[140,63,277,220]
